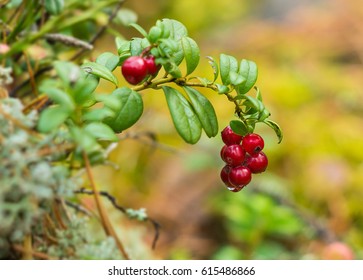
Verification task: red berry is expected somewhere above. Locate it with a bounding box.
[121,56,148,85]
[144,56,160,76]
[221,126,243,146]
[222,144,245,167]
[220,165,243,192]
[228,166,252,187]
[220,165,232,185]
[220,145,228,161]
[242,133,264,155]
[246,152,268,173]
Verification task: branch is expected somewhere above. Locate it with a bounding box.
[82,152,130,259]
[75,187,161,250]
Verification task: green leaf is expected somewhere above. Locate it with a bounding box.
[95,94,122,111]
[243,95,264,112]
[229,71,246,86]
[148,26,162,43]
[115,38,131,56]
[73,74,98,106]
[82,62,118,86]
[116,8,138,26]
[39,82,75,111]
[181,37,200,75]
[84,122,118,142]
[162,86,202,144]
[206,56,219,82]
[96,52,120,71]
[44,0,64,15]
[70,126,100,153]
[219,54,238,85]
[264,119,283,143]
[160,18,188,40]
[54,61,81,85]
[229,120,248,136]
[258,108,271,122]
[216,84,230,94]
[236,59,258,95]
[82,107,115,122]
[37,106,70,133]
[129,23,148,37]
[104,87,143,133]
[130,38,150,56]
[183,87,218,138]
[255,86,263,101]
[163,61,182,78]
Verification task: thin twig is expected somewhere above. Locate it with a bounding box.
[75,187,161,249]
[82,151,130,259]
[45,33,93,50]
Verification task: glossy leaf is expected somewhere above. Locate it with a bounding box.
[82,62,118,86]
[236,59,258,95]
[230,120,248,136]
[183,86,218,138]
[160,18,188,40]
[104,87,143,133]
[220,54,238,85]
[264,119,283,143]
[37,106,70,133]
[96,52,120,71]
[130,38,150,56]
[181,37,200,75]
[84,122,118,142]
[229,71,246,86]
[115,38,131,56]
[163,86,202,144]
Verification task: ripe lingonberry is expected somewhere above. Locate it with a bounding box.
[220,145,228,161]
[242,133,264,155]
[220,165,232,186]
[222,144,245,167]
[121,56,148,85]
[221,126,243,146]
[228,166,252,187]
[144,55,160,76]
[246,152,268,173]
[220,165,243,192]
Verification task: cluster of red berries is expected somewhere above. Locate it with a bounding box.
[121,55,160,85]
[220,126,268,192]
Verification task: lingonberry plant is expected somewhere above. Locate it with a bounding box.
[0,0,282,259]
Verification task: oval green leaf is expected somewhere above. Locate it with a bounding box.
[37,106,70,133]
[39,84,75,111]
[84,122,118,142]
[229,120,248,136]
[181,37,200,75]
[96,52,120,71]
[183,86,218,138]
[44,0,64,15]
[82,62,118,86]
[236,59,258,95]
[104,87,143,133]
[162,86,202,144]
[220,54,239,86]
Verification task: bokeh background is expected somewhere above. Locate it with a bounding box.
[91,0,363,259]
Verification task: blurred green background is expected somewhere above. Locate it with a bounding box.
[92,0,363,259]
